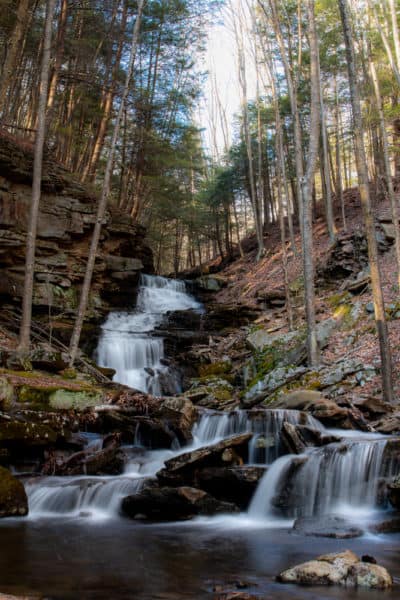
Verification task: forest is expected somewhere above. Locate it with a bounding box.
[1,0,400,599]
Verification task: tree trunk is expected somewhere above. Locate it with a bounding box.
[338,0,393,403]
[0,0,36,116]
[370,58,400,290]
[18,0,56,353]
[301,0,321,366]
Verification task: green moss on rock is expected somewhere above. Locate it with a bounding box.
[49,388,103,410]
[0,376,14,410]
[198,361,232,378]
[0,466,28,518]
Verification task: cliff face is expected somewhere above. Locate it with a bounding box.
[0,133,153,328]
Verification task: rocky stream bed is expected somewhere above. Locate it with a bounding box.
[1,275,400,599]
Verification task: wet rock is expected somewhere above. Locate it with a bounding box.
[42,435,123,476]
[387,476,400,510]
[155,396,197,444]
[121,485,239,521]
[373,412,400,434]
[278,550,392,589]
[293,515,363,538]
[98,410,177,448]
[280,422,340,454]
[367,514,400,533]
[0,466,28,517]
[196,466,266,509]
[157,434,252,486]
[353,396,394,419]
[0,419,58,448]
[346,562,393,589]
[271,389,368,430]
[214,593,259,600]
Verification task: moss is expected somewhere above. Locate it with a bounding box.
[17,385,52,404]
[327,291,351,309]
[60,367,78,380]
[49,388,103,410]
[245,329,306,392]
[0,466,28,517]
[0,377,14,410]
[198,362,232,378]
[261,370,323,406]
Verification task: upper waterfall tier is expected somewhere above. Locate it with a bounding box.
[96,274,201,394]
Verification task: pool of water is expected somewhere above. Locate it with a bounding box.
[0,517,399,599]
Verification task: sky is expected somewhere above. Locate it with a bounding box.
[198,0,257,159]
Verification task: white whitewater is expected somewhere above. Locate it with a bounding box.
[248,435,397,520]
[26,408,324,519]
[97,274,201,394]
[193,409,324,464]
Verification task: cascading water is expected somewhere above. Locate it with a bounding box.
[248,434,398,520]
[193,408,324,464]
[96,274,201,395]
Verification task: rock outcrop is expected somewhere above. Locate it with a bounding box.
[0,132,153,338]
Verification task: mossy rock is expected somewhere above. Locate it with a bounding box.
[198,361,232,378]
[0,376,14,410]
[0,421,58,446]
[17,384,52,405]
[0,467,28,518]
[49,388,103,410]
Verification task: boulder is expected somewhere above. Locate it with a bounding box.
[121,485,239,521]
[373,412,400,434]
[162,433,251,473]
[195,466,266,509]
[0,466,28,517]
[155,396,197,443]
[346,562,393,589]
[242,366,308,408]
[293,515,363,538]
[280,422,340,455]
[278,550,392,589]
[271,389,368,429]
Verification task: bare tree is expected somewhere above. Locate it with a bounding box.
[338,0,394,403]
[18,0,56,354]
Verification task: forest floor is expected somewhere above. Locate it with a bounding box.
[200,188,400,403]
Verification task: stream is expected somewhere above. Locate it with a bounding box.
[1,275,400,599]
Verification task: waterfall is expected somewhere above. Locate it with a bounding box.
[96,274,201,394]
[248,436,397,520]
[26,476,144,519]
[193,409,324,465]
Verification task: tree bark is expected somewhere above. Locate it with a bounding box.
[0,0,36,117]
[338,0,394,403]
[18,0,56,353]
